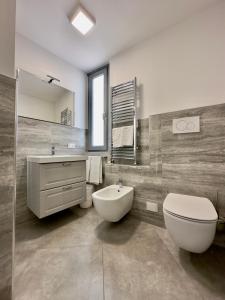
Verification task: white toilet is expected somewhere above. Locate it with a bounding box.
[163,193,218,253]
[92,185,134,222]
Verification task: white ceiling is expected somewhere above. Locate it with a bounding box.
[16,0,219,72]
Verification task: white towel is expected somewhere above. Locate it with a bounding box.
[86,157,91,181]
[122,126,133,146]
[87,156,102,185]
[112,127,123,148]
[113,126,133,148]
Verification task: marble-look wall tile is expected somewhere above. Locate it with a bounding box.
[16,117,86,224]
[0,176,14,234]
[104,103,225,229]
[0,74,16,300]
[149,114,162,176]
[218,192,225,218]
[161,104,225,217]
[137,118,150,165]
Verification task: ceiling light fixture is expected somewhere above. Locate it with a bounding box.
[70,4,95,36]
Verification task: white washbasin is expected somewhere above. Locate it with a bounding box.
[27,155,88,163]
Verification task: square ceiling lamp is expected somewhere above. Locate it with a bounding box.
[70,4,95,35]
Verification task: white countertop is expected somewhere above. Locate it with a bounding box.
[27,155,88,163]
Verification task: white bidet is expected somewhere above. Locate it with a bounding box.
[92,185,134,222]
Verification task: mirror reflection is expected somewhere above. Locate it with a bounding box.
[18,70,75,126]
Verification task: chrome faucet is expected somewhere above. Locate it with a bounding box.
[117,179,123,191]
[51,146,55,155]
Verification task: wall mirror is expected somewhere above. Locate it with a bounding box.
[18,69,75,127]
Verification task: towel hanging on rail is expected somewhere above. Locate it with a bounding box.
[112,126,133,148]
[112,127,123,147]
[122,126,133,146]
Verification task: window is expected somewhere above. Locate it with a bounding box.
[88,65,108,151]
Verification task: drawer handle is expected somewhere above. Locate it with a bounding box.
[62,186,73,191]
[62,163,72,167]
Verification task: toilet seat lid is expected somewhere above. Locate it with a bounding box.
[163,193,218,221]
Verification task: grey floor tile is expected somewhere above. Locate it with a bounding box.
[155,227,225,300]
[15,246,103,300]
[95,216,143,245]
[102,223,202,300]
[14,208,225,300]
[16,207,102,252]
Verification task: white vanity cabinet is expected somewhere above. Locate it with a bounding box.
[27,155,87,218]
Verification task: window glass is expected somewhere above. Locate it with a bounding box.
[91,74,104,146]
[88,66,108,151]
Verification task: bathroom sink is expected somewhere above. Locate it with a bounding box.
[27,155,88,163]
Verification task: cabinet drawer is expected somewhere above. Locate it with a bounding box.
[40,182,86,217]
[40,161,86,190]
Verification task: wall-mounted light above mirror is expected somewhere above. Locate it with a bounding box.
[17,69,75,127]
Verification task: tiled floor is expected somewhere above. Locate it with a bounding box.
[15,207,225,300]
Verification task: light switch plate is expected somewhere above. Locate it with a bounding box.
[173,116,200,134]
[146,202,158,212]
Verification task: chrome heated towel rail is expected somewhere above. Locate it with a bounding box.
[111,78,137,164]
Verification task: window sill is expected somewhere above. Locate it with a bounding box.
[86,151,109,158]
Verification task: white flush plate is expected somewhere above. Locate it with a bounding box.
[68,143,76,149]
[173,116,200,134]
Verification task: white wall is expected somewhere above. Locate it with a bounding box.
[110,1,225,119]
[15,34,87,128]
[18,94,55,122]
[0,0,16,78]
